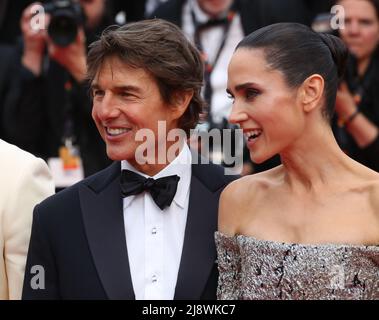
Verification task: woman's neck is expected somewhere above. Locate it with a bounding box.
[280,124,356,195]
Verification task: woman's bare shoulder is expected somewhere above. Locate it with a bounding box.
[351,167,379,224]
[218,166,284,235]
[221,166,282,202]
[367,174,379,213]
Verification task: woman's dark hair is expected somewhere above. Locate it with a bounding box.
[363,0,379,19]
[87,19,205,136]
[336,0,379,19]
[236,23,348,121]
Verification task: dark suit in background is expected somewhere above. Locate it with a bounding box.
[0,0,33,45]
[111,0,147,22]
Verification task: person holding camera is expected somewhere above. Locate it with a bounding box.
[2,0,113,187]
[332,0,379,172]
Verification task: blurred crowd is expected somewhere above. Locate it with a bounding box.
[1,0,378,188]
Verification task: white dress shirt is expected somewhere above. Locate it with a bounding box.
[122,144,192,300]
[182,0,244,124]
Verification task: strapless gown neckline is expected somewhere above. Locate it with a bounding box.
[215,231,379,300]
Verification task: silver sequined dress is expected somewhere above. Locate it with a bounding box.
[215,231,379,300]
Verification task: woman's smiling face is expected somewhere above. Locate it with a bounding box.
[227,48,305,164]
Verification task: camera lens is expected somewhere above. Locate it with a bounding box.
[48,10,78,47]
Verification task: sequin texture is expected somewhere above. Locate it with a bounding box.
[215,232,379,300]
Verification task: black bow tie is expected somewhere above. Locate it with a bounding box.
[120,169,180,210]
[196,16,229,32]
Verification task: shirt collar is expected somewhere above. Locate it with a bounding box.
[121,143,192,209]
[191,0,209,24]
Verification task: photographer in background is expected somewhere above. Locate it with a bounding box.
[333,0,379,172]
[2,0,113,188]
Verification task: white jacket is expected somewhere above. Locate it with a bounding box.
[0,139,54,299]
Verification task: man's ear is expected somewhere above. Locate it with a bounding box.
[170,90,194,119]
[298,74,324,113]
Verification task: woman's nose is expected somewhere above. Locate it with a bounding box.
[347,20,360,35]
[228,104,248,125]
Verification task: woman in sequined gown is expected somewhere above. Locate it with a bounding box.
[217,23,379,300]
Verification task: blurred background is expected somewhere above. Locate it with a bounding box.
[2,0,378,189]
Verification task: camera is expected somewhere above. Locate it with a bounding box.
[43,0,84,47]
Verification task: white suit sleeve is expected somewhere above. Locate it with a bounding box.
[3,157,54,300]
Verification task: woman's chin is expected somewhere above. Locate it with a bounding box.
[250,152,272,165]
[250,154,266,164]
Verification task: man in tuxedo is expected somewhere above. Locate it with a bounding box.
[22,19,237,299]
[0,139,54,299]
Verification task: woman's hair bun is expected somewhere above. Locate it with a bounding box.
[319,33,348,79]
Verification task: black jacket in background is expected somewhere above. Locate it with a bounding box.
[333,53,379,172]
[0,44,18,139]
[0,0,33,45]
[111,0,147,22]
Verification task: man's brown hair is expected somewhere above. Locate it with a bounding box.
[87,19,206,135]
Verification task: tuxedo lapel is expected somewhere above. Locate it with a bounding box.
[174,165,219,299]
[79,162,135,299]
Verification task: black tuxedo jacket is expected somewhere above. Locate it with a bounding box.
[22,160,237,299]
